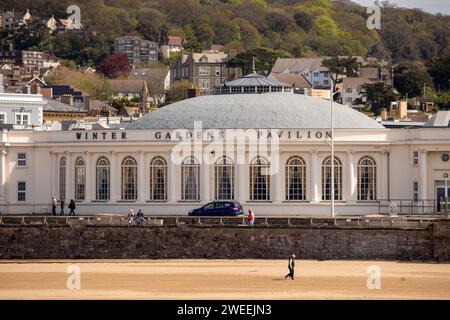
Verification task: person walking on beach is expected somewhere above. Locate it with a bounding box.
[68,199,76,216]
[51,196,57,216]
[60,198,65,216]
[247,209,255,227]
[285,254,296,280]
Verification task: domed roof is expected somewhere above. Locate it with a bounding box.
[128,93,384,130]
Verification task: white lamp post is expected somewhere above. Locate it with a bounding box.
[444,173,449,215]
[330,80,339,218]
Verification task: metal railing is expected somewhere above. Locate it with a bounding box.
[378,199,438,215]
[0,215,440,229]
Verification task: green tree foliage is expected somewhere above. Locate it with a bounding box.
[110,97,139,112]
[433,92,450,110]
[353,82,399,115]
[228,47,291,75]
[427,53,450,91]
[394,62,432,98]
[1,0,449,67]
[47,68,111,100]
[293,11,313,33]
[322,56,361,93]
[166,80,193,104]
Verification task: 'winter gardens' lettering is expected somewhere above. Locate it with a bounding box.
[75,131,127,140]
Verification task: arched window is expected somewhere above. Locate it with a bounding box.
[357,156,377,201]
[215,157,234,200]
[285,156,306,201]
[321,156,343,201]
[149,157,167,201]
[59,157,66,200]
[74,157,86,200]
[249,157,270,201]
[181,157,200,201]
[96,157,110,200]
[121,156,137,200]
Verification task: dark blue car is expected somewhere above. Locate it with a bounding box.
[188,201,244,216]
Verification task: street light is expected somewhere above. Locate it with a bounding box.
[330,80,339,218]
[444,173,449,216]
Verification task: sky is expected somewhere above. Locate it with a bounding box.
[349,0,450,15]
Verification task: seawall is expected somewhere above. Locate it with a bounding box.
[1,220,449,261]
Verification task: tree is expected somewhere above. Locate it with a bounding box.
[228,47,291,76]
[322,56,361,94]
[96,53,131,79]
[110,97,139,112]
[47,68,112,100]
[433,92,450,110]
[393,62,432,98]
[353,82,399,115]
[166,80,193,104]
[294,11,313,33]
[428,53,450,91]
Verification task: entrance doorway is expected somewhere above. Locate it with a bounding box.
[436,187,450,212]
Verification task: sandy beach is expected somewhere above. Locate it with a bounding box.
[0,259,449,300]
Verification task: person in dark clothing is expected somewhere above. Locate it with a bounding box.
[51,196,57,216]
[60,198,65,216]
[285,253,296,280]
[68,199,76,216]
[136,209,144,225]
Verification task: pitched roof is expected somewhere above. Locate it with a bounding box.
[269,73,312,88]
[192,51,228,63]
[359,67,379,80]
[89,100,117,113]
[128,68,169,82]
[43,97,87,113]
[272,58,328,73]
[425,111,450,127]
[109,79,146,93]
[167,36,183,46]
[341,77,377,88]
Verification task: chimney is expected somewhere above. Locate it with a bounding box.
[187,88,200,98]
[381,108,388,121]
[399,100,407,119]
[40,87,53,98]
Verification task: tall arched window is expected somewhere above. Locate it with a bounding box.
[357,156,377,201]
[121,156,137,200]
[321,156,343,201]
[285,156,306,201]
[96,157,110,200]
[149,157,167,201]
[59,157,66,200]
[215,157,234,200]
[181,157,200,201]
[249,157,270,201]
[74,157,86,200]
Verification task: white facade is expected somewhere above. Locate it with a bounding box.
[0,93,44,126]
[0,127,449,216]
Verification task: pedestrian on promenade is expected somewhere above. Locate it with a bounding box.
[285,253,296,280]
[128,209,135,224]
[60,198,65,216]
[247,209,255,227]
[136,209,144,225]
[51,196,57,216]
[68,199,76,216]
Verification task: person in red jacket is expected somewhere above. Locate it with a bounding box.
[247,209,255,227]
